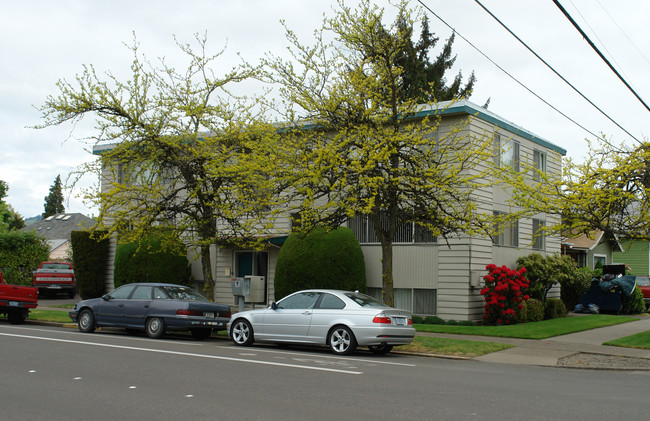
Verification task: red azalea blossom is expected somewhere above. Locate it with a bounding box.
[481,263,530,325]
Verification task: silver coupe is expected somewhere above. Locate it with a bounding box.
[228,289,415,355]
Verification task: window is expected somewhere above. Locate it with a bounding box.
[594,255,607,268]
[532,219,546,250]
[366,288,437,315]
[318,293,346,309]
[109,284,136,300]
[494,135,520,171]
[277,292,320,309]
[493,211,518,247]
[349,213,436,244]
[131,286,153,300]
[533,150,546,181]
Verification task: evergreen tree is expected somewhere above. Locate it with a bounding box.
[43,174,65,218]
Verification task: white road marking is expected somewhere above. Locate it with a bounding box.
[1,332,362,375]
[218,345,416,367]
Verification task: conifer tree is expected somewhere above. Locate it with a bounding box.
[43,174,65,218]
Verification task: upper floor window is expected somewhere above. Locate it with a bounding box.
[348,212,436,245]
[533,150,546,181]
[532,219,546,250]
[492,211,518,247]
[493,134,520,171]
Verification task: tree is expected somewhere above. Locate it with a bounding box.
[267,0,493,306]
[506,137,650,241]
[0,180,25,232]
[43,174,65,218]
[37,34,282,299]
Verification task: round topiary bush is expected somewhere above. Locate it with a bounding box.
[274,226,366,300]
[114,233,191,288]
[524,298,544,322]
[544,298,567,319]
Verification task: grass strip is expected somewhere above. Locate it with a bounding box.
[414,315,638,339]
[27,310,74,324]
[398,336,513,357]
[603,330,650,350]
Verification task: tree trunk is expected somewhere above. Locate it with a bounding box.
[380,239,394,307]
[200,244,215,301]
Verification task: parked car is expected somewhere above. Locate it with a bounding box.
[33,261,76,298]
[228,289,415,355]
[636,276,650,308]
[69,283,231,339]
[0,271,39,324]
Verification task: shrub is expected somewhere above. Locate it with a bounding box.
[458,320,476,326]
[446,319,458,325]
[71,231,109,299]
[559,266,594,310]
[481,264,530,325]
[424,316,446,325]
[621,287,646,314]
[517,253,577,302]
[412,315,424,324]
[114,233,191,288]
[0,231,50,285]
[274,226,366,300]
[524,298,545,322]
[544,298,567,319]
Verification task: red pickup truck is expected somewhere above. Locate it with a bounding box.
[33,261,76,298]
[0,271,39,324]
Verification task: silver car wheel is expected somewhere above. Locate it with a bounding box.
[329,326,357,355]
[145,317,165,339]
[231,319,254,346]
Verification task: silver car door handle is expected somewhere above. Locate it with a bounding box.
[303,311,312,315]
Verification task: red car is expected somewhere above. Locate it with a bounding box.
[636,276,650,309]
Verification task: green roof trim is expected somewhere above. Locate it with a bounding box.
[414,100,567,156]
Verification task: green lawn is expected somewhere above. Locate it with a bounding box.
[27,309,74,324]
[604,331,650,350]
[414,315,638,339]
[397,336,514,357]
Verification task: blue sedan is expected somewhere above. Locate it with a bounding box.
[69,283,231,339]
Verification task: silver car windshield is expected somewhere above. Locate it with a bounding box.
[160,286,209,301]
[344,292,389,307]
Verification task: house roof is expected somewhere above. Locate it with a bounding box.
[562,229,624,252]
[20,213,96,241]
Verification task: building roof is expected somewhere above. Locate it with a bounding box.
[562,229,624,252]
[93,99,567,157]
[20,213,95,241]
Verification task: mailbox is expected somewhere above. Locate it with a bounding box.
[231,277,250,297]
[245,275,266,303]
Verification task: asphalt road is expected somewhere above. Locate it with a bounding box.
[2,323,650,421]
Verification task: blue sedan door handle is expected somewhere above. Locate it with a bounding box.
[144,305,149,308]
[118,304,125,307]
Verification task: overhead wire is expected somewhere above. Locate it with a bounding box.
[596,0,650,67]
[553,0,650,115]
[471,0,641,144]
[414,0,602,142]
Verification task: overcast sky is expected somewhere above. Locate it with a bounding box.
[1,0,648,219]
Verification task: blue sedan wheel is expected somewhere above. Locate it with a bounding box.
[145,317,165,339]
[78,309,95,333]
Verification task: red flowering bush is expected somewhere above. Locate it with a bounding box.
[480,264,530,325]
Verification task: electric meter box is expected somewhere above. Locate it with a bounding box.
[231,277,250,297]
[245,275,266,303]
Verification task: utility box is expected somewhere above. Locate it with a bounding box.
[231,277,250,297]
[245,275,266,303]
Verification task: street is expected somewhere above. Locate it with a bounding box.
[1,323,650,420]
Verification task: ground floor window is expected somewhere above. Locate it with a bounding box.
[366,287,437,315]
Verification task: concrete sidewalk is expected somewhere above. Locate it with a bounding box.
[418,316,650,369]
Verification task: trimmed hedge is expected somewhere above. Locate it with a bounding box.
[559,266,594,311]
[274,226,366,300]
[114,233,191,288]
[0,231,50,285]
[622,287,646,315]
[544,298,567,319]
[71,231,109,299]
[524,298,544,322]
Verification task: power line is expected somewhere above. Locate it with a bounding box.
[471,0,640,144]
[414,0,612,143]
[553,0,650,115]
[596,0,650,67]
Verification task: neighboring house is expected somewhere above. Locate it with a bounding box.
[613,240,650,276]
[561,230,624,270]
[95,99,567,321]
[19,213,96,260]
